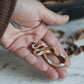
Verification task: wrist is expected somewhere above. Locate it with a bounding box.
[0,0,17,39]
[0,23,24,48]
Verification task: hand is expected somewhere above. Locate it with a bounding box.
[1,0,71,80]
[12,0,69,28]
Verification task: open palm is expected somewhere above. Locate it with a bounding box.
[1,0,71,80]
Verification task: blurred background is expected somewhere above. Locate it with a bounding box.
[41,0,84,20]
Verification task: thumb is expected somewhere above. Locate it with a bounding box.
[40,7,69,26]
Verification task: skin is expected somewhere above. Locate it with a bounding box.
[0,0,71,80]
